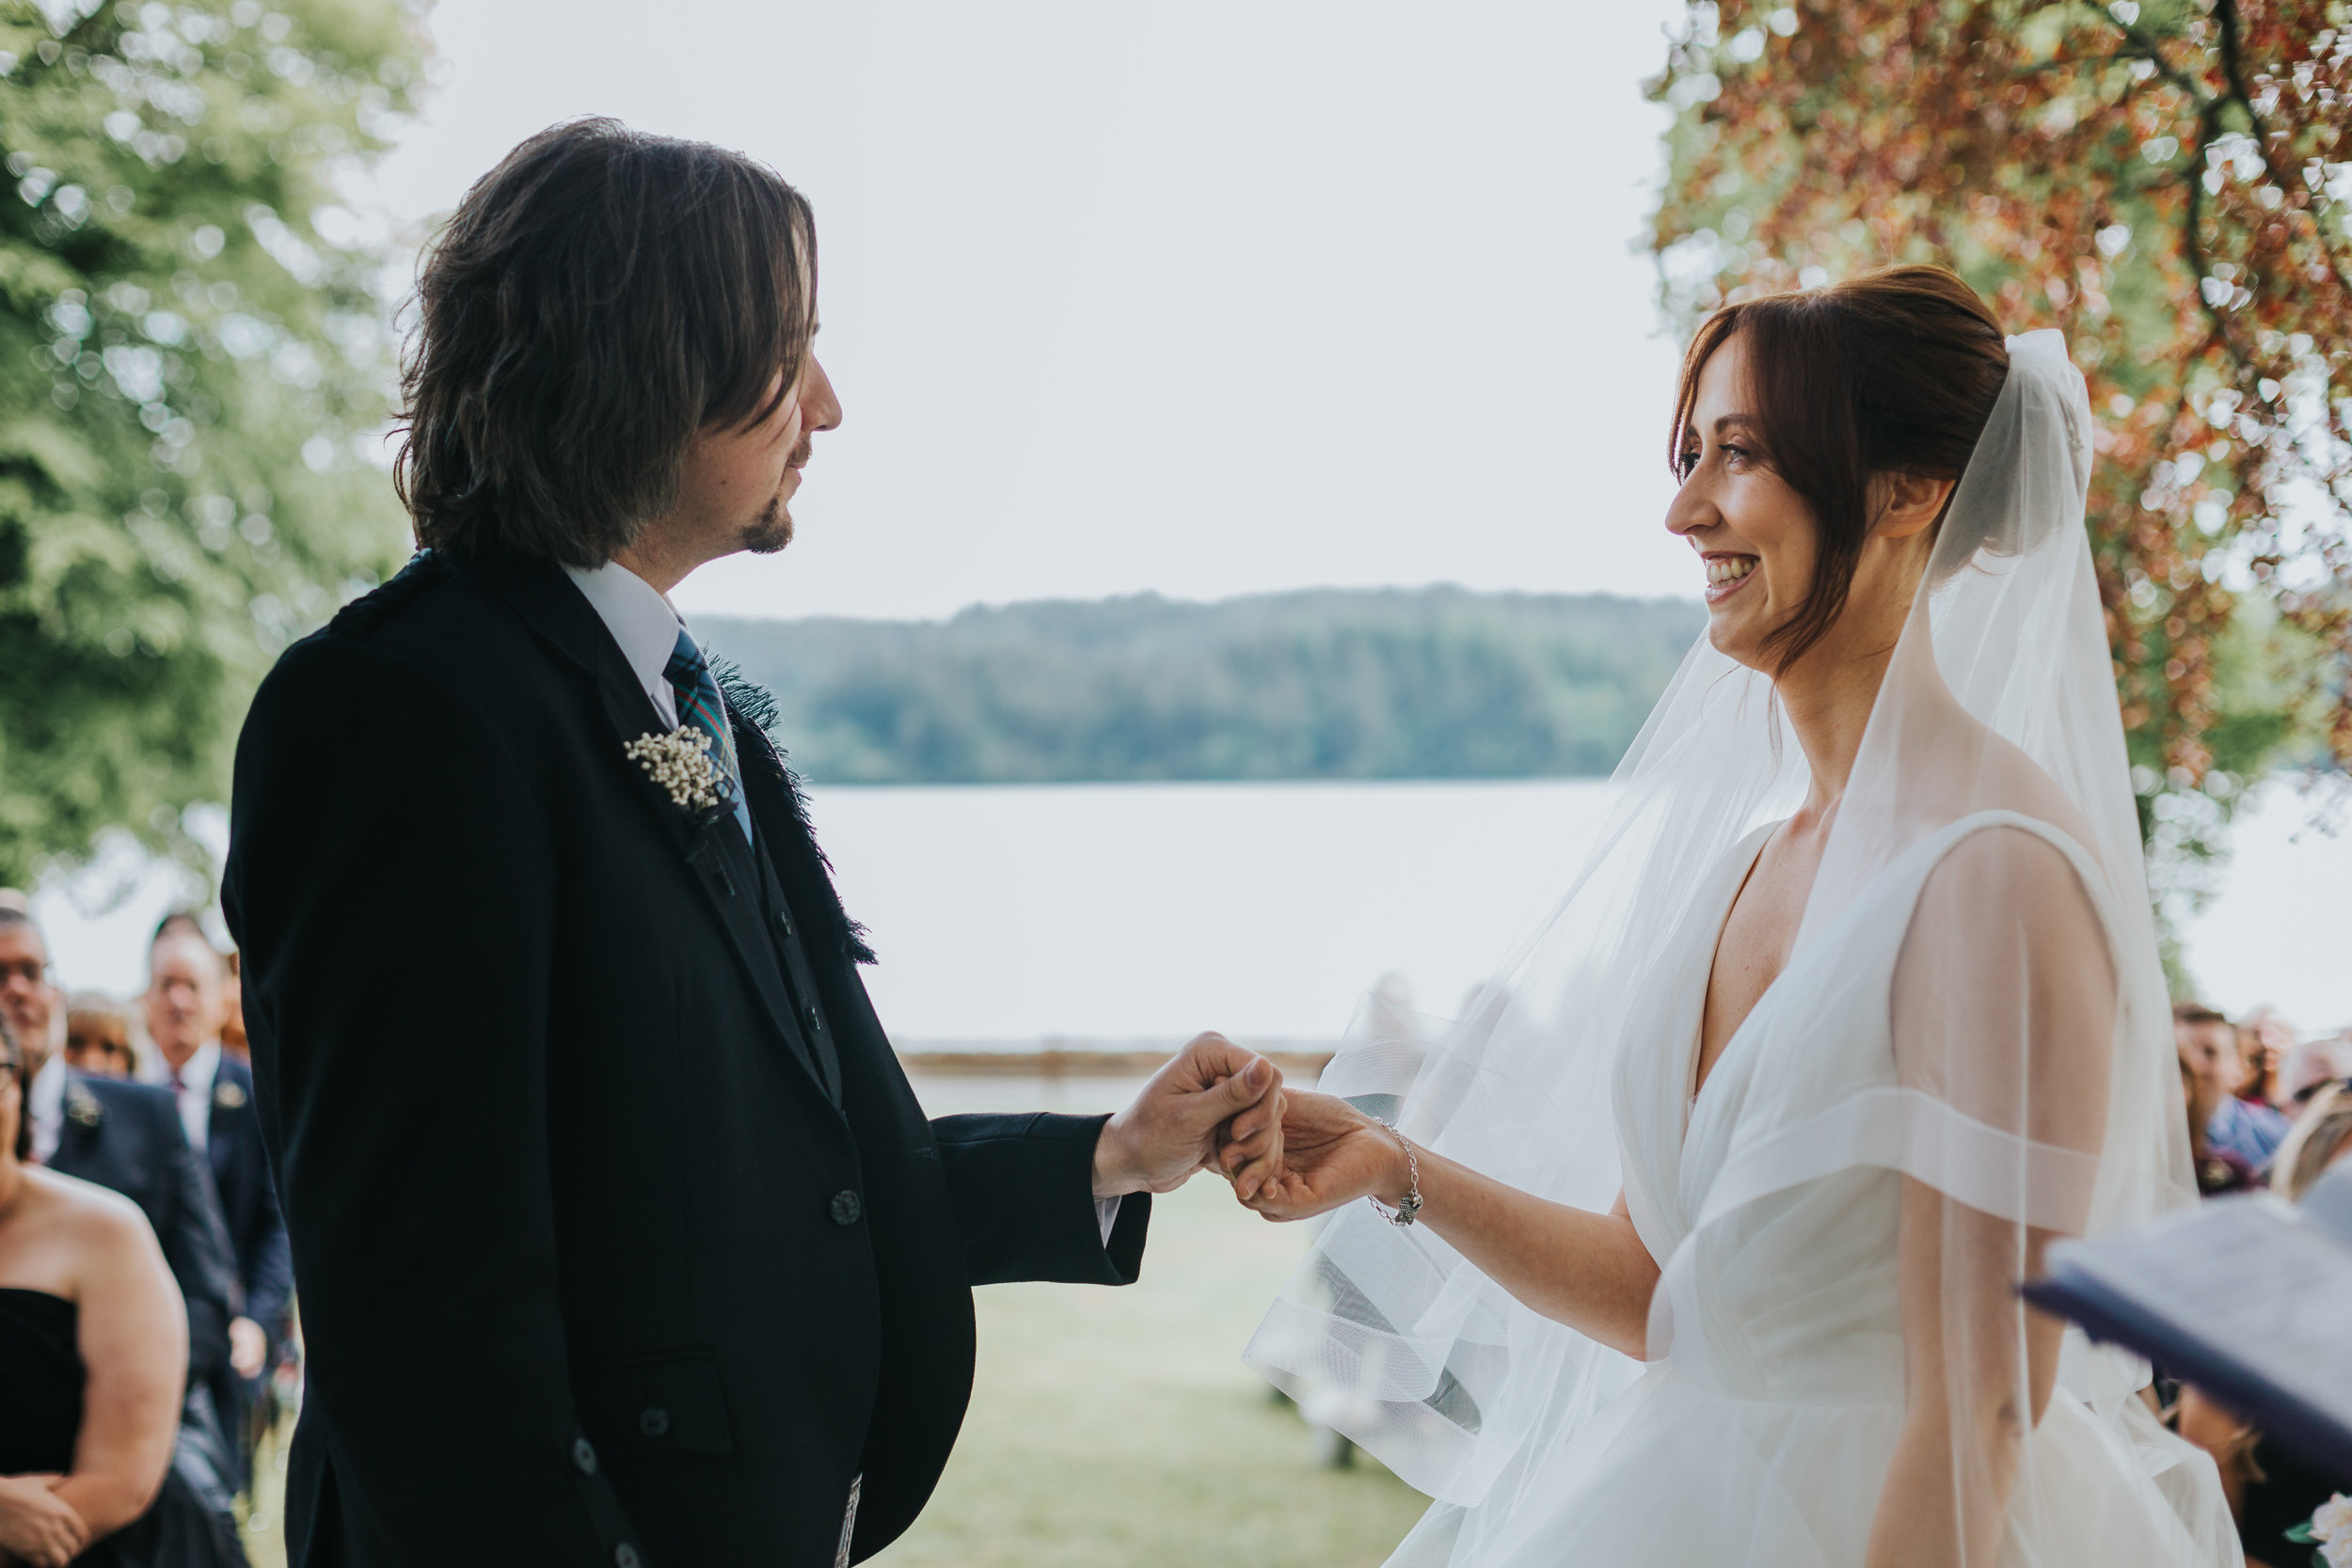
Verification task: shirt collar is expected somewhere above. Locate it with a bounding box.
[563,561,689,702]
[29,1054,63,1164]
[145,1037,219,1093]
[30,1052,63,1118]
[183,1039,220,1097]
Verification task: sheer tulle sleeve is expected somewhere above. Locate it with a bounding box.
[1871,823,2115,1568]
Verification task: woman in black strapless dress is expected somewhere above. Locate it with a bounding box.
[1,1022,246,1568]
[0,1290,248,1568]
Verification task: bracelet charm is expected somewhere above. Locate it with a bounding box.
[1368,1121,1422,1227]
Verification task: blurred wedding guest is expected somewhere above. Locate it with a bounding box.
[63,997,138,1082]
[2176,1082,2352,1568]
[215,954,246,1068]
[2236,1006,2296,1113]
[2176,1001,2290,1174]
[2280,1034,2352,1108]
[140,920,291,1489]
[2269,1082,2352,1203]
[2178,1048,2257,1196]
[1,1012,251,1568]
[0,909,240,1431]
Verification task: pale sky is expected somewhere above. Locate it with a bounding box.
[353,0,1699,621]
[34,5,2351,1033]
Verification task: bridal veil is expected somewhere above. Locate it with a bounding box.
[1246,332,2229,1563]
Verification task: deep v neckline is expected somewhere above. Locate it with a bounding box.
[1684,822,1785,1136]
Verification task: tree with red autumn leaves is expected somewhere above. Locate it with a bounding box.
[1648,0,2351,959]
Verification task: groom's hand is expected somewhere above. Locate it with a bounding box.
[1093,1033,1284,1202]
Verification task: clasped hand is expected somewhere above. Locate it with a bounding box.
[1091,1033,1288,1200]
[1091,1039,1411,1224]
[1226,1088,1413,1223]
[0,1473,91,1568]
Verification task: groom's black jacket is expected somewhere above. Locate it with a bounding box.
[223,551,1150,1568]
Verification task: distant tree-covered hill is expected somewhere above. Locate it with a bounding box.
[694,588,1706,784]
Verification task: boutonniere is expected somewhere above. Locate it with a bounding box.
[65,1084,103,1129]
[213,1080,246,1111]
[2287,1492,2352,1566]
[625,727,733,819]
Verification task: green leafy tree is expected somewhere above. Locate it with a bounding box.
[0,0,421,889]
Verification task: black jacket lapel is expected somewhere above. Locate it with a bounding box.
[455,553,835,1102]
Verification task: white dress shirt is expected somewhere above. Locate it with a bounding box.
[143,1037,220,1155]
[563,561,688,728]
[28,1053,65,1165]
[559,562,1122,1246]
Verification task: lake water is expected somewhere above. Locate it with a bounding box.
[28,778,2352,1037]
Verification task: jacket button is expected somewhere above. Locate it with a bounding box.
[615,1547,642,1568]
[639,1406,670,1439]
[571,1436,597,1475]
[831,1190,863,1227]
[776,911,794,938]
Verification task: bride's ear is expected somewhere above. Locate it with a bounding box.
[1870,470,1957,541]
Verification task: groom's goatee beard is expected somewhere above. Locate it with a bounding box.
[741,493,792,555]
[741,436,813,555]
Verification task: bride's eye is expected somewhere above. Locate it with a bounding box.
[1721,442,1756,469]
[1677,445,1702,479]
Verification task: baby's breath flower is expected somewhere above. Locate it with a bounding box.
[626,726,725,811]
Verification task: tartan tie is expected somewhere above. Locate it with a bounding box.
[664,627,754,842]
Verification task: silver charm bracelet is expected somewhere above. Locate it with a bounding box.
[1369,1121,1422,1227]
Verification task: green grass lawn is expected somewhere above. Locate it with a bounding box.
[871,1172,1428,1568]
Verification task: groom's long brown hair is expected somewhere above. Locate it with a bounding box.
[395,119,818,566]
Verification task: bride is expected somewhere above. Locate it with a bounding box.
[1238,266,2241,1566]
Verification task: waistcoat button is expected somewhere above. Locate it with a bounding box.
[639,1406,670,1439]
[571,1436,597,1475]
[831,1190,863,1227]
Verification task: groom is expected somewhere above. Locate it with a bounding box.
[223,119,1282,1568]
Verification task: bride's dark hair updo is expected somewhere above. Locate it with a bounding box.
[1669,264,2010,671]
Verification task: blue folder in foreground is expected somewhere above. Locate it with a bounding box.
[2022,1164,2352,1486]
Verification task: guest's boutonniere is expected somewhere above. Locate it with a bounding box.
[2288,1493,2352,1566]
[625,727,733,821]
[65,1083,103,1130]
[213,1080,246,1111]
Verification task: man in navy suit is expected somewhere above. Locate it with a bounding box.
[145,917,294,1484]
[0,905,240,1400]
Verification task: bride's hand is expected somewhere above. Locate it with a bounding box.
[1238,1090,1410,1223]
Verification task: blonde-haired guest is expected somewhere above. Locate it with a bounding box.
[62,997,137,1082]
[2270,1083,2352,1203]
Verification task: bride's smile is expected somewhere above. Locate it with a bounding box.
[1701,552,1757,598]
[1664,332,1827,671]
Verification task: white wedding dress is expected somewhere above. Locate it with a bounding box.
[1248,334,2242,1565]
[1463,813,2233,1564]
